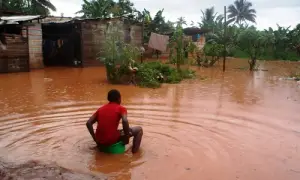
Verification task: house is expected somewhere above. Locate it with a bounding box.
[0,15,43,73]
[0,16,143,73]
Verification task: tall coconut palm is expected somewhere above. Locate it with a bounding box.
[199,7,224,33]
[199,7,218,29]
[177,17,186,26]
[227,0,256,26]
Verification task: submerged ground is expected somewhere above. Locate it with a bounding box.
[0,58,300,180]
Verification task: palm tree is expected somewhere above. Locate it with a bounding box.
[27,0,56,15]
[199,7,224,33]
[31,0,56,12]
[227,0,256,26]
[177,17,186,26]
[2,0,56,15]
[199,7,218,29]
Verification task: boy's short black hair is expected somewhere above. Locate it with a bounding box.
[107,89,121,102]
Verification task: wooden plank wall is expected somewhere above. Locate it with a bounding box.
[28,24,44,69]
[0,34,29,73]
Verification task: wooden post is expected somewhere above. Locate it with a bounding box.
[223,6,227,72]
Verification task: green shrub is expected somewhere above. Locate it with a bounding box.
[136,64,161,88]
[180,69,195,79]
[165,70,182,83]
[125,62,196,88]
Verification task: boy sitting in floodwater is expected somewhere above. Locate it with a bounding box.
[86,89,143,153]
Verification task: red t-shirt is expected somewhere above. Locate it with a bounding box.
[94,102,127,145]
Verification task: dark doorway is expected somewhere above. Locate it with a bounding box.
[42,22,82,67]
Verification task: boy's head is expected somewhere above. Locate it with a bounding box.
[107,89,121,104]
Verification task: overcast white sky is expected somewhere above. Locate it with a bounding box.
[50,0,300,30]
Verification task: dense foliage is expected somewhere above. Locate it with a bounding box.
[199,0,300,70]
[76,0,136,20]
[135,62,195,88]
[237,28,267,70]
[168,19,186,70]
[2,0,56,15]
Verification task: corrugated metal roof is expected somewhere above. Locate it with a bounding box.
[0,20,18,25]
[0,15,41,22]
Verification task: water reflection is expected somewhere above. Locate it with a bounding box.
[89,147,144,180]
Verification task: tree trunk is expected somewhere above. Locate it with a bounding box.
[176,48,181,71]
[249,57,256,71]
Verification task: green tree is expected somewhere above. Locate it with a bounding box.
[2,0,26,12]
[273,25,291,59]
[141,9,174,42]
[199,7,223,32]
[77,0,114,18]
[77,0,136,19]
[237,28,267,70]
[111,0,136,19]
[2,0,56,15]
[177,17,187,26]
[288,24,300,56]
[227,0,256,26]
[169,19,186,70]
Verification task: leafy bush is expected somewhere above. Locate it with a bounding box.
[180,69,195,79]
[99,21,141,83]
[123,61,196,88]
[135,65,161,88]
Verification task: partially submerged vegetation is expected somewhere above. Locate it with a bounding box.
[99,21,195,88]
[289,68,300,81]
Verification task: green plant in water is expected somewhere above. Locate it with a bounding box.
[99,20,195,88]
[237,28,268,71]
[99,21,124,83]
[168,19,186,70]
[134,62,195,88]
[203,43,223,66]
[99,21,141,83]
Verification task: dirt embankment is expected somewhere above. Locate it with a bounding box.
[0,160,106,180]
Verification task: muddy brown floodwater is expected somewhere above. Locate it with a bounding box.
[0,59,300,180]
